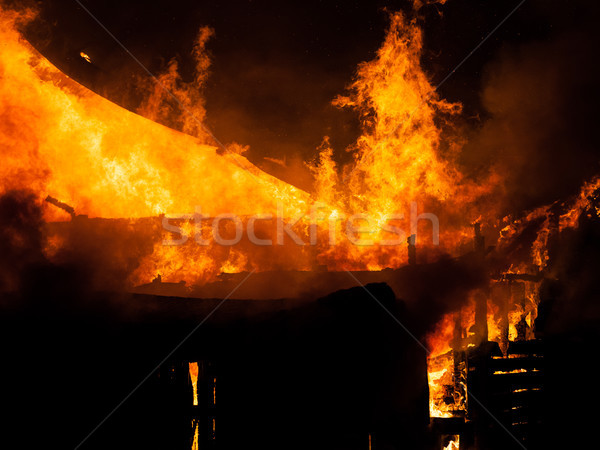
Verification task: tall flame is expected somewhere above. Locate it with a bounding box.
[310,11,498,270]
[331,12,462,214]
[0,7,496,287]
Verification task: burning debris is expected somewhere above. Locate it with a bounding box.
[425,176,600,447]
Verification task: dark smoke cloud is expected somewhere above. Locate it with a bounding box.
[537,201,600,340]
[533,191,600,449]
[47,217,157,293]
[460,0,600,214]
[0,190,46,292]
[0,190,156,310]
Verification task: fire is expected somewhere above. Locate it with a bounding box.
[189,362,199,406]
[426,175,600,419]
[191,419,199,450]
[426,314,455,357]
[0,10,309,220]
[559,176,600,231]
[312,11,498,269]
[493,369,531,375]
[212,377,216,405]
[330,12,463,214]
[443,435,460,450]
[3,1,600,438]
[0,6,498,288]
[0,6,317,284]
[0,5,509,420]
[427,363,453,418]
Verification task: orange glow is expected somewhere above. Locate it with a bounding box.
[426,314,455,357]
[426,311,465,418]
[1,6,494,420]
[443,436,460,450]
[312,11,498,270]
[559,176,600,230]
[426,177,600,418]
[0,7,318,285]
[213,377,216,405]
[0,11,310,220]
[492,369,538,375]
[191,419,199,450]
[0,7,500,289]
[189,362,199,406]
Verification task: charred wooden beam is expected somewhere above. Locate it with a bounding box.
[45,195,75,217]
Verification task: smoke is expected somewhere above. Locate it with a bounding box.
[0,190,156,306]
[0,190,46,293]
[537,194,600,339]
[531,187,600,448]
[461,0,600,214]
[204,54,359,192]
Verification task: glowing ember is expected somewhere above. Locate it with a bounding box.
[213,377,216,405]
[493,368,539,375]
[79,51,91,63]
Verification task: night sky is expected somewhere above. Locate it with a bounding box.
[20,0,600,213]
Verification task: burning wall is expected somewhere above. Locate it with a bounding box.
[426,176,600,419]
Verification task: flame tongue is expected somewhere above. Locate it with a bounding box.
[0,8,310,220]
[331,12,463,214]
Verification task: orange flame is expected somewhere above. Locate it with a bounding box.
[189,362,199,406]
[0,7,499,288]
